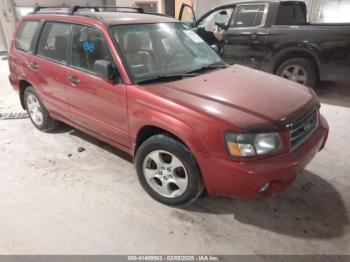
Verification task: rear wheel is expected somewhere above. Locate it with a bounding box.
[24,86,58,132]
[135,134,204,206]
[276,58,317,88]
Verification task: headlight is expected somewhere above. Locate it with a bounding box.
[224,132,283,157]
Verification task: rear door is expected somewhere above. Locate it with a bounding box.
[223,3,269,67]
[65,24,129,146]
[32,21,71,117]
[10,20,41,88]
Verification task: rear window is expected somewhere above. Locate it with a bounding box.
[15,21,40,52]
[277,2,307,25]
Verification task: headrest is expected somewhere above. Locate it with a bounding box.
[124,32,142,53]
[89,37,110,59]
[54,36,66,51]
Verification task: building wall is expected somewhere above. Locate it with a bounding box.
[116,0,165,13]
[175,0,192,18]
[0,26,6,52]
[13,0,115,6]
[0,0,17,51]
[315,0,350,23]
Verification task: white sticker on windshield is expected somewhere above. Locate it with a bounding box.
[184,30,204,43]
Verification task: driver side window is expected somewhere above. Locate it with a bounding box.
[230,4,268,28]
[198,8,234,31]
[71,24,114,73]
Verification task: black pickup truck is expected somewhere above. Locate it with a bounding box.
[179,0,350,87]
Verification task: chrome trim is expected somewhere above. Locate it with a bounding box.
[290,109,319,150]
[231,3,269,29]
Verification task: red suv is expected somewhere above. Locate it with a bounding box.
[8,6,329,206]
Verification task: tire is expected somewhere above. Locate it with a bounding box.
[276,58,318,88]
[135,134,204,206]
[24,86,58,132]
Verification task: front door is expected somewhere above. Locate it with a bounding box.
[65,24,129,146]
[222,3,269,67]
[179,3,269,68]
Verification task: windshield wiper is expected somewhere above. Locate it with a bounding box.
[137,73,198,84]
[185,62,228,74]
[136,63,227,84]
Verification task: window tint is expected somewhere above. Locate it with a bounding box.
[231,4,267,28]
[71,24,114,73]
[37,22,70,63]
[277,2,307,25]
[15,21,40,52]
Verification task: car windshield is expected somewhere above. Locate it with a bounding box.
[110,23,225,83]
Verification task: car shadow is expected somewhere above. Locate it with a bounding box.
[47,122,75,134]
[67,127,133,163]
[316,80,350,108]
[48,124,348,240]
[185,171,349,239]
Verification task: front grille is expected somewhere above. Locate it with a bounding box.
[290,110,318,149]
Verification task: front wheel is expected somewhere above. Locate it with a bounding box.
[276,58,317,88]
[135,134,204,206]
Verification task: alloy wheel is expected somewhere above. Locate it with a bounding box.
[143,150,188,198]
[26,93,43,126]
[281,65,308,85]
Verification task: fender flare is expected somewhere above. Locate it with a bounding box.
[271,45,323,73]
[131,108,208,155]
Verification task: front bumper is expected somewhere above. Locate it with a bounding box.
[195,114,329,198]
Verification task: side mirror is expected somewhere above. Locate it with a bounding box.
[93,60,117,80]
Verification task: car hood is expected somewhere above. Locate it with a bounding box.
[143,65,319,130]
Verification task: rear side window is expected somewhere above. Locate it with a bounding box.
[70,24,114,73]
[231,4,267,28]
[276,2,307,25]
[37,22,70,63]
[15,21,40,52]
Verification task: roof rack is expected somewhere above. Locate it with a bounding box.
[32,5,145,15]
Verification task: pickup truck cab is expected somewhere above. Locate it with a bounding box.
[180,0,350,87]
[9,6,329,206]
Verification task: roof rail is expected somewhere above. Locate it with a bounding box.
[32,5,145,15]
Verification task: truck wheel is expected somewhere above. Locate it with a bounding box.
[276,58,317,88]
[24,86,58,132]
[135,134,204,206]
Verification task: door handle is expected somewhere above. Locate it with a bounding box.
[250,34,258,41]
[28,62,39,70]
[68,76,81,85]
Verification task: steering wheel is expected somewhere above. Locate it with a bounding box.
[215,22,226,30]
[136,49,156,69]
[166,52,185,68]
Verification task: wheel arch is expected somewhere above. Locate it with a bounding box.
[18,79,33,109]
[131,108,209,158]
[272,48,322,78]
[134,125,189,156]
